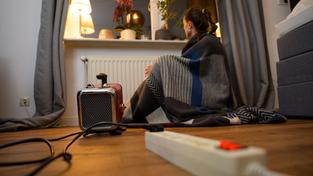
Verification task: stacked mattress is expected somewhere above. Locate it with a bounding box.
[277,20,313,117]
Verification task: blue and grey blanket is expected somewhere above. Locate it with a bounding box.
[123,34,286,126]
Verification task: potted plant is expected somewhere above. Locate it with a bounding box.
[113,0,141,39]
[157,0,175,30]
[155,0,177,40]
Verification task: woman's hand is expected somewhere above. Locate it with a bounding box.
[144,64,153,79]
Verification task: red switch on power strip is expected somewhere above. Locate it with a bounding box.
[219,140,245,151]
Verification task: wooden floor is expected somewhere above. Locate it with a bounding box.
[0,119,313,176]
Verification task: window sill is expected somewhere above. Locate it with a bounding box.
[64,38,187,48]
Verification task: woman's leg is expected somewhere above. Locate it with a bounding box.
[123,81,161,123]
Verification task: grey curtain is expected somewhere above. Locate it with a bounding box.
[217,0,275,109]
[0,0,68,131]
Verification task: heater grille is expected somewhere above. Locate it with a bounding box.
[79,93,113,129]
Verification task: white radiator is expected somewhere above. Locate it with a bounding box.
[82,56,156,103]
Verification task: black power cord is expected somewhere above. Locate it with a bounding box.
[0,121,164,176]
[0,138,54,166]
[64,122,164,153]
[26,152,72,176]
[48,132,82,142]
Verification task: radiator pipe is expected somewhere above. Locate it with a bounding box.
[81,56,88,87]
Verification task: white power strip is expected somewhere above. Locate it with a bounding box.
[145,131,267,176]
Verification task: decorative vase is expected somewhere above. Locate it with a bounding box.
[155,20,176,40]
[98,29,114,39]
[160,20,168,30]
[120,29,136,40]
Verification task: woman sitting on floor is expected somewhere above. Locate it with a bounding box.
[122,7,233,124]
[122,7,286,126]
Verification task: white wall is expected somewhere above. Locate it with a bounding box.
[0,0,41,119]
[262,0,290,108]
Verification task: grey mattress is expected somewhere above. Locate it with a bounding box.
[277,20,313,60]
[277,20,313,117]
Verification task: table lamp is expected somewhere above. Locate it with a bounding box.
[68,0,93,38]
[81,14,95,37]
[70,0,92,15]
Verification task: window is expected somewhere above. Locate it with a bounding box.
[65,0,218,40]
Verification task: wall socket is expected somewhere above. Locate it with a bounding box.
[20,97,30,107]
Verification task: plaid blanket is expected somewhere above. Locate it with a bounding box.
[122,34,286,125]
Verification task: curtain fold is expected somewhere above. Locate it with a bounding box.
[0,0,68,131]
[217,0,275,109]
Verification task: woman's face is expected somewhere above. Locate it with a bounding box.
[183,17,193,39]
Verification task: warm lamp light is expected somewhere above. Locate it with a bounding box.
[215,22,221,38]
[80,14,95,35]
[70,0,92,14]
[67,0,93,38]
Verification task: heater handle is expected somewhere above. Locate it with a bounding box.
[96,73,107,88]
